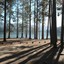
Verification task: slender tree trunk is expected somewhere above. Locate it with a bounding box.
[4,0,6,41]
[35,0,38,39]
[25,22,27,38]
[61,0,64,48]
[29,0,31,39]
[42,14,44,39]
[21,16,23,38]
[26,25,28,38]
[39,22,40,39]
[46,0,50,39]
[42,0,44,39]
[34,0,36,39]
[8,13,11,38]
[46,20,49,39]
[51,0,57,47]
[16,1,19,38]
[21,3,23,38]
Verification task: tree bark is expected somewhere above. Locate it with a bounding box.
[21,2,24,38]
[49,0,53,45]
[8,12,11,38]
[34,0,36,39]
[4,0,6,41]
[51,0,57,47]
[26,24,28,38]
[61,0,64,48]
[35,0,38,39]
[29,0,31,39]
[16,0,19,38]
[46,0,50,39]
[42,0,44,39]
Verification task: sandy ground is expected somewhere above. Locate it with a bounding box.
[0,38,64,64]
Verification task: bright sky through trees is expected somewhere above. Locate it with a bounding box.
[45,15,62,28]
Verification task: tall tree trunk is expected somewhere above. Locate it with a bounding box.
[49,0,53,45]
[42,14,44,39]
[46,19,49,39]
[4,0,6,41]
[61,0,64,48]
[42,0,44,39]
[39,22,40,39]
[26,23,28,38]
[8,13,11,38]
[21,15,23,38]
[25,21,27,38]
[35,0,38,39]
[29,0,31,39]
[21,3,23,38]
[51,0,57,47]
[16,1,19,38]
[46,0,50,39]
[34,0,36,39]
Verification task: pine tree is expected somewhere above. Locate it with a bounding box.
[4,0,6,41]
[61,0,64,48]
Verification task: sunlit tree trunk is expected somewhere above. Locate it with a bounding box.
[4,0,6,41]
[61,0,64,48]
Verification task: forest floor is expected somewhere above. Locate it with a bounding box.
[0,38,64,64]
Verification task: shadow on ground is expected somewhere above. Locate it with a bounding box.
[0,43,64,64]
